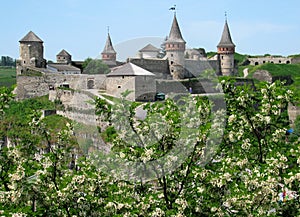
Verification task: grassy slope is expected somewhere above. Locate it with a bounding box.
[239,63,300,104]
[0,67,16,87]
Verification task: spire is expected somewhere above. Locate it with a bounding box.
[19,31,43,43]
[167,14,185,43]
[102,32,116,54]
[217,20,235,47]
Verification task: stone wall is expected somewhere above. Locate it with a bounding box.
[248,56,292,65]
[128,58,170,79]
[135,76,156,101]
[16,74,107,99]
[106,76,136,100]
[288,103,300,127]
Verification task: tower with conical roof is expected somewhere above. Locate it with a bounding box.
[18,31,46,73]
[165,14,186,79]
[101,30,117,67]
[217,18,235,76]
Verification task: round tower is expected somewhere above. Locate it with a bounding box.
[165,14,186,79]
[19,31,46,68]
[217,19,235,76]
[101,31,117,67]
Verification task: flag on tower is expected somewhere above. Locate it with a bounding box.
[169,5,176,10]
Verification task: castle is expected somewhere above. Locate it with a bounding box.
[16,14,236,101]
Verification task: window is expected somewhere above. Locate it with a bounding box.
[118,85,121,88]
[171,61,174,65]
[171,54,173,57]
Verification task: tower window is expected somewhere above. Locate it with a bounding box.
[171,54,173,57]
[221,56,224,60]
[171,61,174,65]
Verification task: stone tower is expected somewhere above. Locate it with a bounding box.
[101,32,117,67]
[165,14,186,79]
[56,49,72,64]
[17,31,46,74]
[217,19,235,76]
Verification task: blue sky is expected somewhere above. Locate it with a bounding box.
[1,0,300,61]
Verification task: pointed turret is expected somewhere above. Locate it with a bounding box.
[165,14,186,79]
[217,21,235,49]
[217,19,236,76]
[167,14,186,43]
[101,32,117,66]
[102,33,116,55]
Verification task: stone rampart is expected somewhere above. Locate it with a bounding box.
[248,56,292,65]
[16,74,107,99]
[128,58,170,79]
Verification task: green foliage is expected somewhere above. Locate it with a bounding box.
[206,51,217,58]
[288,54,300,58]
[101,126,117,142]
[82,58,110,74]
[82,57,93,69]
[234,52,249,66]
[0,56,15,67]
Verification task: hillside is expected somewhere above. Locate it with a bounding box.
[239,63,300,104]
[0,67,16,87]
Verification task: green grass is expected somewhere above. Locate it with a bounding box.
[0,67,16,87]
[42,114,71,133]
[239,63,300,78]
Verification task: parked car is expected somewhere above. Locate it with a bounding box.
[155,92,165,101]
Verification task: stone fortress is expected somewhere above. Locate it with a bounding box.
[14,13,300,127]
[15,14,237,102]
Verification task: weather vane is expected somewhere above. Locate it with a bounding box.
[107,26,110,34]
[225,11,227,21]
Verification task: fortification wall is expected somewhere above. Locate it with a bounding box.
[248,57,292,65]
[16,74,107,99]
[128,58,171,79]
[288,103,300,127]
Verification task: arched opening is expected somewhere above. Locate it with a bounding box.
[286,61,290,64]
[279,60,282,63]
[87,80,94,89]
[255,62,259,66]
[263,61,265,64]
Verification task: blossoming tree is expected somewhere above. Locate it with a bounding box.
[0,80,299,216]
